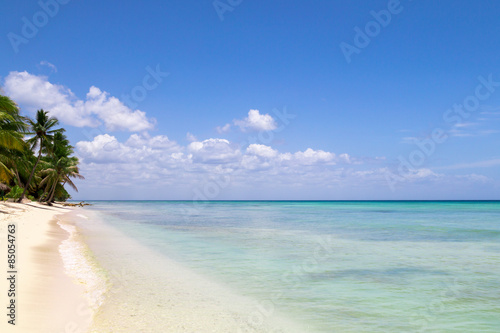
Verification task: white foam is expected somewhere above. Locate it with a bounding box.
[58,220,107,315]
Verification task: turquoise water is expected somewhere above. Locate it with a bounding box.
[83,201,500,332]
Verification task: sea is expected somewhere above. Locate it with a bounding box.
[68,201,500,332]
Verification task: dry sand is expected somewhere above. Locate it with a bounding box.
[0,202,92,333]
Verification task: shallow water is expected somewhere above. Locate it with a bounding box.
[79,201,500,332]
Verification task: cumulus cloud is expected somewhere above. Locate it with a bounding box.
[74,134,493,199]
[3,71,155,132]
[76,134,123,163]
[188,138,241,164]
[234,109,277,132]
[292,148,335,165]
[76,133,182,164]
[76,136,352,173]
[246,144,278,158]
[76,134,357,185]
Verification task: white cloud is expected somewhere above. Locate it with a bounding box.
[85,86,154,131]
[188,138,241,164]
[454,122,477,128]
[338,153,352,164]
[448,121,499,137]
[76,134,123,163]
[3,71,155,132]
[76,136,353,177]
[39,61,57,72]
[401,137,418,144]
[186,132,197,142]
[234,109,277,132]
[76,133,182,164]
[125,133,176,149]
[73,134,493,199]
[216,123,231,133]
[292,148,336,165]
[433,159,500,170]
[246,144,278,158]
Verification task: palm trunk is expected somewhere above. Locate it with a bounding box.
[14,167,23,188]
[47,176,59,203]
[38,183,50,202]
[18,142,42,203]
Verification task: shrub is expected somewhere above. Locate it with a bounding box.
[6,185,23,199]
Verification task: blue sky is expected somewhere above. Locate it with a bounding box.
[1,0,499,200]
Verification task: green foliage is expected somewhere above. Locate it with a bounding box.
[54,185,72,202]
[5,185,23,199]
[0,95,28,183]
[0,95,83,202]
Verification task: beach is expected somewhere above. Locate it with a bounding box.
[3,1,499,331]
[0,203,301,332]
[1,201,499,332]
[0,202,93,333]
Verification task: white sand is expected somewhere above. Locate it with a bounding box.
[0,202,92,333]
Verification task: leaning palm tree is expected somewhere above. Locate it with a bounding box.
[18,109,63,202]
[0,147,32,186]
[43,156,84,203]
[0,95,27,183]
[9,148,34,188]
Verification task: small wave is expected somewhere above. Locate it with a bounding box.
[58,220,108,316]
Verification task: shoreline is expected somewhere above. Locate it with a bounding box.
[1,202,302,332]
[76,207,304,332]
[0,202,95,333]
[2,201,497,331]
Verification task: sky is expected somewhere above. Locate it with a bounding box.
[1,0,499,200]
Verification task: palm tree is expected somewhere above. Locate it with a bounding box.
[0,94,21,116]
[39,132,84,203]
[18,109,63,202]
[0,147,32,187]
[0,96,83,203]
[41,156,84,203]
[0,95,27,183]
